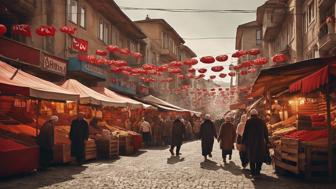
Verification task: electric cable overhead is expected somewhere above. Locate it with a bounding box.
[120,6,256,13]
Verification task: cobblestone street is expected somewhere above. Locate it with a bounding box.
[1,141,335,189]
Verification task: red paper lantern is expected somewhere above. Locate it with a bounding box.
[12,24,32,37]
[247,48,261,56]
[96,49,107,56]
[170,61,183,67]
[228,72,236,77]
[240,70,248,75]
[200,56,215,64]
[114,60,128,67]
[118,48,130,55]
[187,73,194,79]
[219,73,227,78]
[86,55,96,64]
[35,25,56,36]
[121,66,132,72]
[272,54,288,63]
[232,50,246,58]
[241,61,253,68]
[211,66,224,72]
[210,75,216,80]
[168,68,182,74]
[184,58,198,66]
[0,24,7,36]
[143,63,156,70]
[157,64,169,72]
[188,68,196,73]
[111,66,122,73]
[248,68,257,73]
[253,57,268,65]
[60,26,76,35]
[107,45,119,52]
[215,55,228,62]
[198,68,207,74]
[131,52,142,59]
[177,74,184,79]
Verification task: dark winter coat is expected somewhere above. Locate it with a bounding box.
[218,122,236,150]
[171,119,185,146]
[199,119,217,156]
[70,118,89,157]
[38,121,54,150]
[242,115,269,163]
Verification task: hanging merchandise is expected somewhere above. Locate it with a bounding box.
[96,50,107,56]
[200,56,215,64]
[0,24,7,36]
[198,68,207,74]
[219,73,227,78]
[211,66,224,72]
[247,48,261,56]
[12,24,32,37]
[183,58,198,66]
[60,26,76,35]
[35,25,56,36]
[215,55,228,62]
[272,53,288,63]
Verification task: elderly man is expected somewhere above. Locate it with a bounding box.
[199,114,217,161]
[169,117,185,156]
[38,115,58,168]
[242,109,269,176]
[70,112,89,165]
[140,117,152,147]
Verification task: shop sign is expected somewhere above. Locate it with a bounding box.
[72,37,88,52]
[41,53,67,76]
[83,62,106,78]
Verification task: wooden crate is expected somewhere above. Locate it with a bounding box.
[85,139,97,160]
[110,136,119,158]
[119,135,134,155]
[53,143,72,164]
[96,136,119,159]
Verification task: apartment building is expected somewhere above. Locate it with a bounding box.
[0,0,146,95]
[236,0,336,87]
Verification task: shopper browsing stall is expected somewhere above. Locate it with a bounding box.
[70,112,89,165]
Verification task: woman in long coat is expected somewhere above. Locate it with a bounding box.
[169,118,185,156]
[199,114,217,160]
[236,114,248,168]
[218,116,236,164]
[242,109,269,176]
[70,113,89,165]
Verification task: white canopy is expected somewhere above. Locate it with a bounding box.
[61,79,127,107]
[0,61,79,101]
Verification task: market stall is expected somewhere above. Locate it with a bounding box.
[0,61,79,175]
[251,57,336,180]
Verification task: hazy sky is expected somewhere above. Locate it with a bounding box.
[115,0,266,82]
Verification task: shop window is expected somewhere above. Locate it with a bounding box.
[79,7,86,28]
[256,29,262,45]
[68,0,78,24]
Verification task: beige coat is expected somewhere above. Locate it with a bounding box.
[218,122,236,150]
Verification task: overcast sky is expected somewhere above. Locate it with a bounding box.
[115,0,266,83]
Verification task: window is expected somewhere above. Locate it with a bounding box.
[98,18,110,44]
[288,21,293,43]
[68,0,78,23]
[303,12,307,33]
[80,7,86,28]
[256,29,262,45]
[307,1,315,24]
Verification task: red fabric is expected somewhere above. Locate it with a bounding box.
[285,129,328,141]
[312,121,328,127]
[289,80,301,93]
[0,138,39,177]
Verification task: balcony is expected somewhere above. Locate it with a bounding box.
[1,0,35,18]
[160,48,178,61]
[318,23,336,53]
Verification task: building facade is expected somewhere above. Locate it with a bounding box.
[0,0,146,95]
[236,0,336,87]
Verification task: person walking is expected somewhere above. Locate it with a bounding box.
[169,118,185,156]
[218,116,236,164]
[38,115,58,168]
[199,114,217,161]
[140,117,152,147]
[242,109,269,176]
[70,112,89,165]
[236,114,248,168]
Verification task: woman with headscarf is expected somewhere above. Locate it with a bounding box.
[217,115,236,164]
[236,114,248,168]
[199,114,217,161]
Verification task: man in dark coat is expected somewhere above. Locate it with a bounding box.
[242,109,269,176]
[70,113,89,165]
[38,115,58,168]
[199,114,217,161]
[169,118,185,156]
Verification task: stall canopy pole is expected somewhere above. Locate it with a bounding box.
[325,71,333,182]
[35,99,41,136]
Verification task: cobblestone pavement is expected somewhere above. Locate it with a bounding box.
[1,141,335,189]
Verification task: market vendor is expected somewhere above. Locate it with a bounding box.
[38,115,58,168]
[140,117,152,147]
[70,112,89,165]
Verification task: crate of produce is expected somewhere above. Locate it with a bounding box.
[53,143,72,164]
[85,139,97,160]
[110,136,119,158]
[96,136,119,159]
